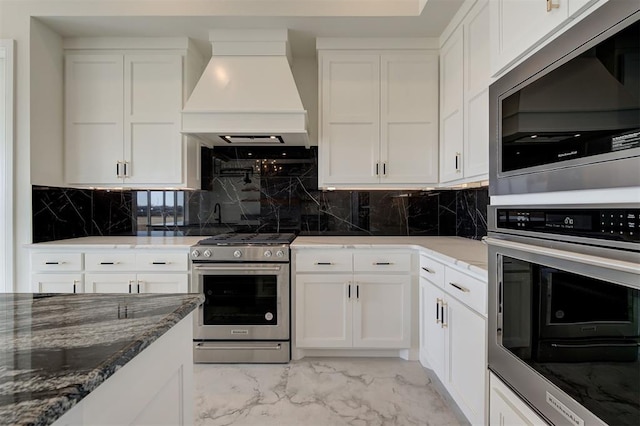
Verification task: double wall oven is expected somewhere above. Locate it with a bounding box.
[190,233,295,363]
[488,2,640,425]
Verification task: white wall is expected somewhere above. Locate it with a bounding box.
[0,40,15,292]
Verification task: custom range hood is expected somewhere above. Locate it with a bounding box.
[182,29,309,147]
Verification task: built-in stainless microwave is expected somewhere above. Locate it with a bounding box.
[489,2,640,196]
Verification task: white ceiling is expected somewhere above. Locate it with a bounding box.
[37,0,465,57]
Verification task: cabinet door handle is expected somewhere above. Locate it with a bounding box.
[383,162,387,176]
[151,261,168,265]
[45,261,64,265]
[72,279,79,294]
[373,262,392,266]
[546,0,559,12]
[348,283,351,299]
[356,284,360,300]
[315,262,333,266]
[449,282,470,293]
[137,281,142,293]
[100,261,119,265]
[116,161,121,178]
[455,152,461,172]
[375,163,379,176]
[123,162,129,177]
[441,302,448,328]
[436,298,441,323]
[421,267,434,274]
[129,280,135,294]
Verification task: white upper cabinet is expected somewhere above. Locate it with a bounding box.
[490,0,601,77]
[64,39,204,188]
[318,44,439,189]
[440,0,490,184]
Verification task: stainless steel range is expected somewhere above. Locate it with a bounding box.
[190,233,296,363]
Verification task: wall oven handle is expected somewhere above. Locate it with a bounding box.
[195,343,283,351]
[551,342,639,348]
[193,265,282,272]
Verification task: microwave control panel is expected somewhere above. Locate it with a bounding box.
[496,208,640,244]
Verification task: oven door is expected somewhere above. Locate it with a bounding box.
[487,235,640,426]
[191,263,290,341]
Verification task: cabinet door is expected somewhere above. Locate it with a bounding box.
[85,273,136,293]
[295,274,353,348]
[440,27,465,182]
[123,55,183,185]
[489,373,548,426]
[380,53,439,184]
[490,0,569,76]
[445,296,487,426]
[464,0,490,180]
[137,273,188,293]
[65,54,124,185]
[422,279,445,377]
[352,274,411,349]
[320,53,380,186]
[32,273,83,293]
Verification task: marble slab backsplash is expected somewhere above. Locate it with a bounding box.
[32,147,488,243]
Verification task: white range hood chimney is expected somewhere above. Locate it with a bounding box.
[182,29,309,146]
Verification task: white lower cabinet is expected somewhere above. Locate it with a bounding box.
[30,248,190,294]
[489,372,548,425]
[295,249,413,350]
[419,253,487,425]
[32,273,83,293]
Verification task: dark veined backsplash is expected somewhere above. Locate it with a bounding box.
[32,147,488,243]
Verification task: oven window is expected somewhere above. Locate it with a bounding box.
[501,255,640,425]
[202,275,278,325]
[500,20,640,173]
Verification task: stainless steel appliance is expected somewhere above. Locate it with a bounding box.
[190,233,296,363]
[489,2,640,196]
[487,205,640,425]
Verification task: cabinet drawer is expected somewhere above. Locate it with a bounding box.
[31,252,83,272]
[354,252,411,273]
[135,252,188,272]
[85,252,136,272]
[295,250,352,272]
[444,267,487,315]
[419,255,445,287]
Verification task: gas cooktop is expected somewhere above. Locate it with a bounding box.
[196,233,297,246]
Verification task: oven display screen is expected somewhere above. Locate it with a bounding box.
[545,213,592,231]
[500,255,640,425]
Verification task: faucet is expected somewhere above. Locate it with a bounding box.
[213,203,222,225]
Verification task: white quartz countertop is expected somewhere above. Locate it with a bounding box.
[292,236,488,278]
[25,236,203,249]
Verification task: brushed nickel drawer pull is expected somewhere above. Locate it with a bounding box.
[449,282,470,293]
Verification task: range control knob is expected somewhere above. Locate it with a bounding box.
[276,250,285,258]
[191,249,201,258]
[203,249,212,258]
[233,250,242,258]
[264,250,272,258]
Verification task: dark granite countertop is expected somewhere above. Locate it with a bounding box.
[0,293,204,426]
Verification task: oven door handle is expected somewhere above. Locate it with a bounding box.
[193,265,282,272]
[195,343,283,351]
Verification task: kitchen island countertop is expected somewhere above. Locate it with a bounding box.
[291,236,488,278]
[0,292,203,426]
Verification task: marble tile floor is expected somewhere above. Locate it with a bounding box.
[194,358,465,426]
